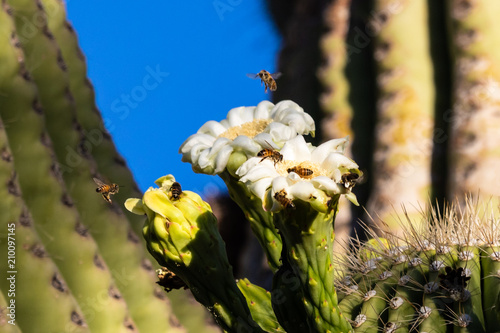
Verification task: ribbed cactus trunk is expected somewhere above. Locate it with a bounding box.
[0,121,90,333]
[318,0,354,251]
[0,0,218,332]
[365,0,435,230]
[446,0,500,210]
[0,3,135,331]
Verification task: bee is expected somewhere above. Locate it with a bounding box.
[274,189,295,209]
[156,267,188,292]
[257,148,283,166]
[170,182,182,200]
[246,70,282,93]
[341,172,360,189]
[287,166,314,179]
[93,178,119,203]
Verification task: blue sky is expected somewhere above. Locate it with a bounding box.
[66,1,281,197]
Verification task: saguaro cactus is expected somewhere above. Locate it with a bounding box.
[129,100,500,332]
[0,0,217,331]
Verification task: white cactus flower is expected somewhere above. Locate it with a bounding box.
[236,135,360,212]
[179,100,315,174]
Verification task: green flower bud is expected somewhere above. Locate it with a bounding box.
[125,175,265,332]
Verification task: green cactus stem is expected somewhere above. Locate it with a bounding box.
[365,0,435,231]
[126,176,265,333]
[272,197,353,333]
[335,202,497,332]
[446,0,500,210]
[0,3,134,331]
[220,170,282,271]
[237,278,284,332]
[0,122,91,333]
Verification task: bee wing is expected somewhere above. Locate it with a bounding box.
[270,72,282,79]
[246,73,260,79]
[93,177,106,186]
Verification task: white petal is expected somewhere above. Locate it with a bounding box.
[225,106,248,127]
[289,181,317,201]
[179,133,215,155]
[321,153,359,179]
[311,137,349,163]
[271,100,315,134]
[280,136,311,162]
[198,120,228,136]
[232,136,262,155]
[247,178,273,200]
[236,157,261,177]
[253,133,278,149]
[239,161,278,182]
[214,145,234,174]
[265,122,297,142]
[253,100,274,119]
[271,176,291,193]
[311,176,342,194]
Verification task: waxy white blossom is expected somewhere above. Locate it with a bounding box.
[236,135,360,212]
[179,100,315,174]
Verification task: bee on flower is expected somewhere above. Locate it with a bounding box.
[236,135,361,212]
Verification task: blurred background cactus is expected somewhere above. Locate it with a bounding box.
[268,0,500,240]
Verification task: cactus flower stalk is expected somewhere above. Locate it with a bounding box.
[126,175,265,333]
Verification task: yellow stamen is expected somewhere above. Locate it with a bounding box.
[218,119,273,140]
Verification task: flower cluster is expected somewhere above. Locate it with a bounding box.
[179,100,361,212]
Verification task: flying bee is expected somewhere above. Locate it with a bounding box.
[341,172,360,189]
[246,70,282,93]
[287,166,314,179]
[274,189,295,209]
[93,178,119,203]
[257,148,283,166]
[170,182,182,200]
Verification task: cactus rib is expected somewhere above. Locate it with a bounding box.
[0,3,133,331]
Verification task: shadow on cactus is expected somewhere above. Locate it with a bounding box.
[125,101,500,333]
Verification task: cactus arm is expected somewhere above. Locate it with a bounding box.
[220,171,282,271]
[366,0,435,231]
[454,247,485,332]
[0,124,90,333]
[4,1,184,331]
[0,3,133,332]
[237,278,284,332]
[446,0,500,208]
[272,199,353,333]
[271,257,314,333]
[481,246,500,330]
